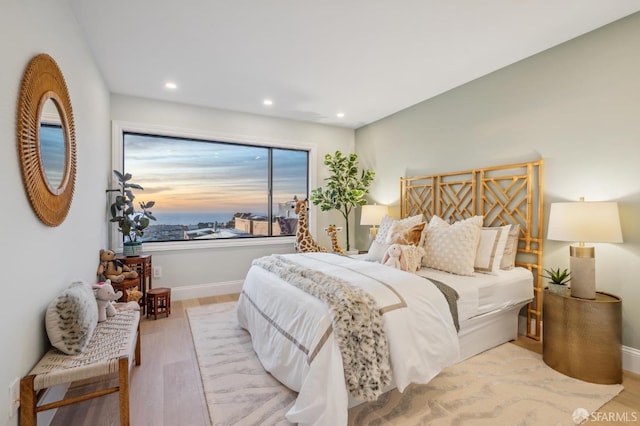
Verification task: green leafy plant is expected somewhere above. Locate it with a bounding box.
[108,170,156,243]
[543,267,571,285]
[310,151,375,251]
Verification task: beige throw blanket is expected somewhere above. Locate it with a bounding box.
[252,255,391,401]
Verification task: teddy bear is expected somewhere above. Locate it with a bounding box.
[126,286,143,304]
[96,249,138,283]
[92,280,123,322]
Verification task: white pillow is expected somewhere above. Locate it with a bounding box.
[475,225,511,275]
[422,215,483,276]
[367,214,423,262]
[500,224,520,270]
[45,281,99,355]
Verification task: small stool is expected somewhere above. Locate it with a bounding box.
[146,287,171,320]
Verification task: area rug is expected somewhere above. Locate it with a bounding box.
[187,302,623,425]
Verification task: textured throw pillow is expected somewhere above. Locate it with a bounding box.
[45,281,99,355]
[386,222,426,246]
[422,215,483,276]
[500,224,520,270]
[367,214,423,262]
[475,225,511,275]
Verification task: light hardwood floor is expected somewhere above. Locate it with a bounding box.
[49,294,639,426]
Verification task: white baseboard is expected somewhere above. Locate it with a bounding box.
[170,280,243,301]
[622,345,640,375]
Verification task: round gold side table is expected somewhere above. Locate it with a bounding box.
[542,290,622,384]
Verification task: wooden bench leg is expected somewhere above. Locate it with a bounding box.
[135,321,141,366]
[20,375,37,426]
[118,357,130,426]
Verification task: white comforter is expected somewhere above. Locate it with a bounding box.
[236,253,460,426]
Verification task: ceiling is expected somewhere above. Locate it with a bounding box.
[68,1,640,129]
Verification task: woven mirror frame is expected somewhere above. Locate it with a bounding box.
[17,53,76,226]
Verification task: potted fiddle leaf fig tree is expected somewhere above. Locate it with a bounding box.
[310,151,375,252]
[107,170,156,256]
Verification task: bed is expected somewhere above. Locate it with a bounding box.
[236,160,544,425]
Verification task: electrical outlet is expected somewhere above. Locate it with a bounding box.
[153,266,162,278]
[9,377,19,418]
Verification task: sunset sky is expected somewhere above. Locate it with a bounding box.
[123,133,307,214]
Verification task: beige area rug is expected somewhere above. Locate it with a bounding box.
[187,302,623,426]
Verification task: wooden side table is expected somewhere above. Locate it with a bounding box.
[543,290,622,384]
[117,254,152,311]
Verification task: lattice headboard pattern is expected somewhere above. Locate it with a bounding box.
[400,160,544,340]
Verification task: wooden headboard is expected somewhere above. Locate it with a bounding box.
[400,159,544,340]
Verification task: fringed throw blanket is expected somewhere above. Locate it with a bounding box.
[252,255,391,401]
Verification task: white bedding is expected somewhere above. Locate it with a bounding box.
[415,267,534,321]
[237,253,459,426]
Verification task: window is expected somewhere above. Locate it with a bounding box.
[122,132,308,243]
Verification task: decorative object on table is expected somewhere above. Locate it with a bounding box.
[542,267,571,295]
[360,204,389,245]
[547,198,623,299]
[17,53,76,227]
[97,249,138,283]
[293,196,328,253]
[324,224,345,254]
[91,280,122,322]
[107,170,156,256]
[310,150,375,251]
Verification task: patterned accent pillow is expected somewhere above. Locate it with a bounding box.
[500,224,520,270]
[475,225,511,275]
[375,214,423,244]
[45,281,99,355]
[367,214,423,262]
[422,215,483,276]
[386,222,426,246]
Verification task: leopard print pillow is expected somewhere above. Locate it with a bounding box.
[45,281,99,354]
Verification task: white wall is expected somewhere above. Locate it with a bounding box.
[355,13,640,350]
[0,1,111,424]
[110,95,354,297]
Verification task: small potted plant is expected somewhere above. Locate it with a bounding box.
[543,267,571,295]
[107,170,156,256]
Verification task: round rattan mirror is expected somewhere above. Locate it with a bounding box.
[17,53,76,226]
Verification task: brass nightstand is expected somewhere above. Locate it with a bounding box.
[542,290,622,384]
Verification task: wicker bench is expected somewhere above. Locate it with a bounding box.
[20,310,141,426]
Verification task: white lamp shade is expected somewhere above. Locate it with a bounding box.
[360,204,388,226]
[547,201,623,243]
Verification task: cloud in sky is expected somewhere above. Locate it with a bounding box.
[124,133,307,213]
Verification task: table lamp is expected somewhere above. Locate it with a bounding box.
[360,204,388,243]
[547,198,623,299]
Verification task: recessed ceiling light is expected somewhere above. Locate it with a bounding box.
[336,112,345,118]
[263,99,273,106]
[165,82,177,90]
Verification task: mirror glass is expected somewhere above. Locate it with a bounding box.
[39,99,66,192]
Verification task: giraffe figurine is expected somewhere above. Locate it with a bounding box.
[325,224,345,255]
[293,196,327,253]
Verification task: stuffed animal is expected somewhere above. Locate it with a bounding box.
[92,280,123,322]
[382,244,406,271]
[126,286,143,304]
[96,249,138,283]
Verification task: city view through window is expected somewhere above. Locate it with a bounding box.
[122,132,308,242]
